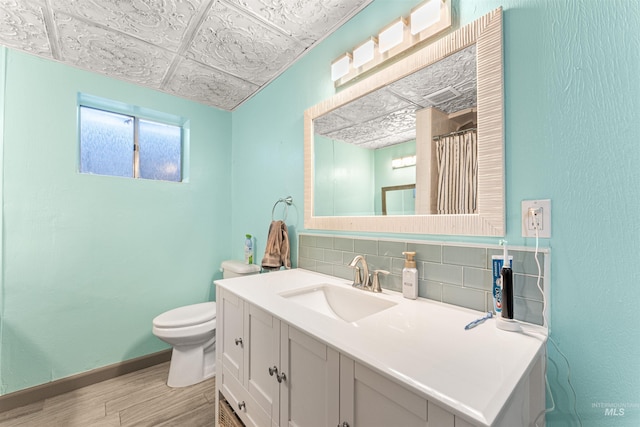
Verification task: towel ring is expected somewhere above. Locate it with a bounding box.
[272,196,293,221]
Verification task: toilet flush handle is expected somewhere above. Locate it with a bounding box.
[235,337,243,346]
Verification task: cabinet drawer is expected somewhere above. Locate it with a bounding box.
[222,367,270,427]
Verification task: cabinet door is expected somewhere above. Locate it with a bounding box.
[340,356,430,427]
[246,303,281,425]
[280,324,339,427]
[219,289,245,383]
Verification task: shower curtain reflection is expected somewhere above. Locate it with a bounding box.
[435,129,477,214]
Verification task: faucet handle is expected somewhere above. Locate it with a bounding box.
[351,265,362,287]
[371,270,390,293]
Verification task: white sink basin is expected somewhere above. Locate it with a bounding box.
[279,284,396,323]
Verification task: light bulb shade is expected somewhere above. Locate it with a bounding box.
[379,19,406,54]
[331,54,351,81]
[410,0,441,35]
[353,38,377,69]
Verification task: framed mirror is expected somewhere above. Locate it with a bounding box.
[382,184,415,216]
[304,8,504,236]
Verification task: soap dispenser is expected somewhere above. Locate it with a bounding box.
[402,251,418,299]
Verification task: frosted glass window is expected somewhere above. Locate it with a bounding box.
[139,119,181,182]
[80,107,134,177]
[79,106,183,182]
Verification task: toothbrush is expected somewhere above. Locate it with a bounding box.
[464,312,493,330]
[500,240,514,319]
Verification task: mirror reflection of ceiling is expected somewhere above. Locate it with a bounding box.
[313,44,476,149]
[0,0,372,111]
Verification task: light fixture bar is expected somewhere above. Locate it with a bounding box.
[332,0,451,87]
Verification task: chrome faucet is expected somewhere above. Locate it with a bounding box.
[348,256,389,293]
[349,255,370,288]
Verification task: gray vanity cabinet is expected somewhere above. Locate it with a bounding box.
[217,289,337,427]
[217,289,274,427]
[216,288,478,427]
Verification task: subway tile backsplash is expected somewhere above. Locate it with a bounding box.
[298,233,548,326]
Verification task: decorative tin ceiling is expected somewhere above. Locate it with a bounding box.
[0,0,372,110]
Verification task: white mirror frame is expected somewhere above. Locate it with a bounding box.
[304,8,504,236]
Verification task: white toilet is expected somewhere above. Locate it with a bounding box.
[152,260,260,388]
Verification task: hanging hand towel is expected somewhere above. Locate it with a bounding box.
[261,220,291,271]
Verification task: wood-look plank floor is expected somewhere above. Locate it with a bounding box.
[0,363,216,427]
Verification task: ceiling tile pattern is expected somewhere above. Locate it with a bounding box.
[187,1,305,85]
[0,0,372,110]
[165,56,259,110]
[0,0,53,57]
[229,0,368,45]
[49,0,206,52]
[55,12,176,87]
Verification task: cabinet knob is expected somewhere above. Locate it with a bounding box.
[238,401,246,411]
[234,337,243,346]
[276,371,287,383]
[268,366,278,376]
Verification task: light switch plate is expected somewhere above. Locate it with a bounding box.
[521,199,551,238]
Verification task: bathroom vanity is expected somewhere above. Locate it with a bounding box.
[214,269,546,427]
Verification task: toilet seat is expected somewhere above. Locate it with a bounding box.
[153,317,216,340]
[153,302,216,329]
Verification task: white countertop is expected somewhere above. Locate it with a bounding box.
[215,268,547,426]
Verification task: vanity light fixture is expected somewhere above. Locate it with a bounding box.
[378,18,407,54]
[331,53,351,82]
[410,0,451,43]
[392,155,417,169]
[352,37,378,69]
[410,0,441,35]
[331,0,451,87]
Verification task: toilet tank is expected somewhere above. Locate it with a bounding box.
[221,260,261,279]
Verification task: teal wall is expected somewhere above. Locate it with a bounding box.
[0,1,638,425]
[0,49,232,394]
[314,136,374,216]
[232,1,640,426]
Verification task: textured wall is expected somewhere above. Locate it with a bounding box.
[232,0,640,426]
[0,49,232,394]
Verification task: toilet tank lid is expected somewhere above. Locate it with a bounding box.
[153,302,216,328]
[221,260,261,274]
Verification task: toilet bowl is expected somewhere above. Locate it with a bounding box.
[152,302,217,388]
[152,260,260,387]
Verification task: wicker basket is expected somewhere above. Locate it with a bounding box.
[219,397,244,427]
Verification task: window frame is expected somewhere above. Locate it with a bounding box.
[77,93,189,183]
